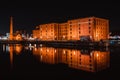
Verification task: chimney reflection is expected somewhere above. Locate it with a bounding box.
[9,45,14,68]
[33,47,110,72]
[5,44,23,68]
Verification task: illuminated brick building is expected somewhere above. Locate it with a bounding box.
[33,27,40,39]
[58,23,68,40]
[33,17,109,41]
[67,17,109,41]
[38,23,59,40]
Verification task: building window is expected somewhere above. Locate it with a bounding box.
[89,23,91,25]
[89,26,91,29]
[89,59,91,62]
[89,31,91,33]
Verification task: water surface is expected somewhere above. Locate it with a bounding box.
[0,44,119,79]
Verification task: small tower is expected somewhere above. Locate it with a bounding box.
[9,16,13,40]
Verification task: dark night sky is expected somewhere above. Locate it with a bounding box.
[0,1,120,35]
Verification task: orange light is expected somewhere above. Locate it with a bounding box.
[15,44,22,54]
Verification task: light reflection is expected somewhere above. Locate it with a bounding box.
[9,45,14,68]
[34,44,36,47]
[15,44,22,54]
[2,44,110,72]
[33,46,110,72]
[33,47,57,64]
[3,44,5,52]
[3,44,23,68]
[55,49,56,53]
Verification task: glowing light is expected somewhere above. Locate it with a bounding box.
[40,44,42,47]
[96,34,98,37]
[15,44,22,54]
[55,49,56,53]
[29,44,31,47]
[3,45,5,52]
[34,48,37,51]
[40,48,42,51]
[34,44,36,47]
[97,53,99,57]
[90,51,93,56]
[47,49,49,52]
[30,47,32,51]
[41,55,42,61]
[63,50,65,54]
[16,34,22,40]
[40,36,42,39]
[63,35,65,38]
[74,51,76,55]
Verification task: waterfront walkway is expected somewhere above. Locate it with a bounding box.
[0,40,109,47]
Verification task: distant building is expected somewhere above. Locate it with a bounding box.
[33,17,109,41]
[32,26,40,39]
[8,17,23,40]
[36,23,59,40]
[58,23,68,40]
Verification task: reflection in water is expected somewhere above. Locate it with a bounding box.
[33,46,110,72]
[33,47,58,64]
[2,44,23,67]
[15,44,23,54]
[2,44,109,72]
[9,45,13,67]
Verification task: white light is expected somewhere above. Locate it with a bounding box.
[40,44,42,47]
[34,44,36,47]
[90,51,93,56]
[3,45,5,52]
[30,47,32,51]
[29,44,31,47]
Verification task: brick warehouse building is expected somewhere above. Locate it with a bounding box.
[33,17,109,41]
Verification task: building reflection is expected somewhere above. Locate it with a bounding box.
[68,50,109,72]
[15,44,23,55]
[33,47,110,72]
[3,44,23,67]
[33,47,59,64]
